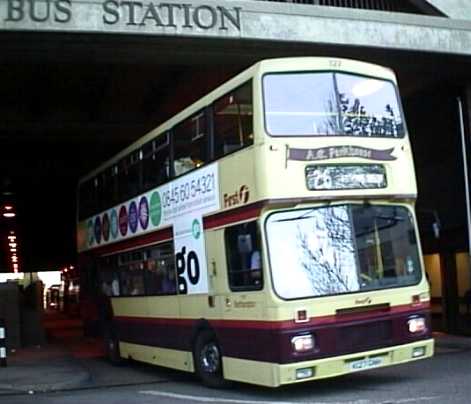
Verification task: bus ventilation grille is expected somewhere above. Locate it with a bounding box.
[336,320,392,353]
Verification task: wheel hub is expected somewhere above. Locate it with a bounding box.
[200,342,220,373]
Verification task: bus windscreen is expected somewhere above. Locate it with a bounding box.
[263,72,405,137]
[266,204,421,300]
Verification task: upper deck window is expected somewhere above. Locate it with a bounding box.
[266,204,421,300]
[173,111,208,177]
[263,72,405,138]
[214,81,253,158]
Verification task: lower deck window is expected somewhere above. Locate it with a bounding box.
[98,241,176,297]
[225,221,263,291]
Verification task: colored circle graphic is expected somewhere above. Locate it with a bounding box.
[110,209,118,239]
[129,201,138,234]
[87,219,94,246]
[139,196,149,230]
[102,212,110,242]
[150,191,162,227]
[192,218,201,239]
[94,216,102,244]
[119,205,128,237]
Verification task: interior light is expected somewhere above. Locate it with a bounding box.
[2,212,15,218]
[7,236,16,241]
[10,248,16,252]
[3,205,13,211]
[9,243,17,248]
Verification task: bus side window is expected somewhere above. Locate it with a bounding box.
[142,135,170,191]
[225,220,263,291]
[143,242,177,295]
[173,111,208,177]
[213,80,253,159]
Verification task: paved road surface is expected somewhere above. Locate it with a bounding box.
[1,337,469,404]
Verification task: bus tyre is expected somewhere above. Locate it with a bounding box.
[104,328,123,366]
[193,331,230,388]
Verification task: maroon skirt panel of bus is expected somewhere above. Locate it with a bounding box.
[114,303,431,364]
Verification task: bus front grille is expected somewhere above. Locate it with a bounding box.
[336,320,393,353]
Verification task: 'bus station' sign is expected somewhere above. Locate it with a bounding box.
[1,0,242,33]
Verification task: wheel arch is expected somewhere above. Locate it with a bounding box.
[190,318,219,352]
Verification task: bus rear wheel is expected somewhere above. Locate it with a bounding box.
[193,331,230,388]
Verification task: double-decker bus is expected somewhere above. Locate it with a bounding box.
[77,57,433,388]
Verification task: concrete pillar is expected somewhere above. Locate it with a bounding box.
[439,252,459,333]
[460,86,471,273]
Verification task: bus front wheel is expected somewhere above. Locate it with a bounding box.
[193,330,230,388]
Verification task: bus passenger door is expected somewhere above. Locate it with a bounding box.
[219,222,267,362]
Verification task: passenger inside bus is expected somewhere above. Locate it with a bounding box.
[111,274,120,296]
[226,221,263,290]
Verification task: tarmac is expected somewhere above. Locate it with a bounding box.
[1,312,471,396]
[0,311,171,396]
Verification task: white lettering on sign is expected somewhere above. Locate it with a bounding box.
[174,215,208,295]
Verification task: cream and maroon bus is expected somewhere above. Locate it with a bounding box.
[77,57,433,388]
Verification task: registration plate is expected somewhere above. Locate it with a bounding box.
[349,357,383,372]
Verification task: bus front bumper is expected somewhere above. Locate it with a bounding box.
[278,338,434,386]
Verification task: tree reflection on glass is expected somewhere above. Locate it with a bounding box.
[263,71,405,137]
[339,92,401,137]
[297,206,359,296]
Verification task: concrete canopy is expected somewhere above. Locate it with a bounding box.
[2,1,471,56]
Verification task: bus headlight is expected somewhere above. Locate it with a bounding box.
[407,316,427,334]
[291,334,315,353]
[306,164,387,190]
